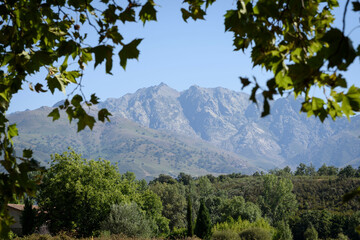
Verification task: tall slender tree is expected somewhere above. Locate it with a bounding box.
[187,194,194,237]
[20,197,36,236]
[194,200,212,240]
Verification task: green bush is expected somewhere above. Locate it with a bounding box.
[100,203,155,238]
[304,224,318,240]
[168,227,187,240]
[337,233,350,240]
[213,217,275,236]
[238,228,272,240]
[274,221,293,240]
[212,230,240,240]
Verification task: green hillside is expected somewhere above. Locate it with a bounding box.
[9,107,255,180]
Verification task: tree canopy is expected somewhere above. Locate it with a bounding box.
[1,0,360,237]
[37,150,167,237]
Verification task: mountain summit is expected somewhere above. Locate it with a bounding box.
[9,84,360,179]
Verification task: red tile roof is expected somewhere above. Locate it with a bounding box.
[7,204,39,211]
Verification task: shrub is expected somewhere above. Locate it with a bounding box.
[304,224,318,240]
[213,217,275,236]
[238,228,272,240]
[212,230,240,240]
[337,233,350,240]
[100,203,155,238]
[168,227,187,240]
[274,221,293,240]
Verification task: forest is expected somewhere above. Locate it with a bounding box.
[12,150,360,240]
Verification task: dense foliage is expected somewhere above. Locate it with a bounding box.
[7,161,360,240]
[36,150,168,237]
[0,0,158,236]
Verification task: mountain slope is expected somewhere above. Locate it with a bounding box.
[9,107,254,180]
[98,83,360,169]
[9,84,360,178]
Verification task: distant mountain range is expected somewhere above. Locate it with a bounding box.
[9,83,360,179]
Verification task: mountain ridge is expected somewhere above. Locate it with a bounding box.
[8,83,360,179]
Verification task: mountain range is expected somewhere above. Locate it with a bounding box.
[9,83,360,179]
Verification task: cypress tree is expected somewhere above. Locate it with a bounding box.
[194,200,211,239]
[186,195,193,237]
[21,197,36,236]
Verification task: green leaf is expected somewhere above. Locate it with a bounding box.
[119,8,136,23]
[22,149,33,159]
[92,45,114,74]
[261,98,270,117]
[59,55,69,72]
[311,97,325,111]
[353,1,360,11]
[7,124,18,138]
[249,84,259,104]
[98,108,112,122]
[34,83,47,93]
[47,76,66,94]
[181,8,191,22]
[139,0,157,24]
[119,39,143,70]
[80,13,87,24]
[77,113,96,132]
[240,77,251,90]
[205,0,216,9]
[63,71,80,83]
[81,49,93,64]
[105,26,123,44]
[90,94,100,105]
[48,108,60,121]
[71,95,83,107]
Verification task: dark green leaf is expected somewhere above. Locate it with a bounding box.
[90,94,100,105]
[205,0,216,9]
[139,0,157,24]
[47,76,65,94]
[240,77,251,90]
[48,108,60,121]
[77,113,96,132]
[181,8,191,22]
[92,45,114,73]
[119,39,143,69]
[249,84,259,104]
[98,108,112,122]
[261,97,270,117]
[352,1,360,11]
[34,83,47,93]
[22,149,33,159]
[119,8,136,23]
[71,95,83,107]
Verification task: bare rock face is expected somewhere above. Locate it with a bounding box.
[100,83,360,170]
[100,83,197,137]
[10,83,360,177]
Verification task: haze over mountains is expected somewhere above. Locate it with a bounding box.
[9,83,360,179]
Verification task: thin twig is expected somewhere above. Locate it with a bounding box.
[343,0,350,33]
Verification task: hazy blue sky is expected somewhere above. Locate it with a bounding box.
[8,1,360,113]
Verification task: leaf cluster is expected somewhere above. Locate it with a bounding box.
[0,0,158,237]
